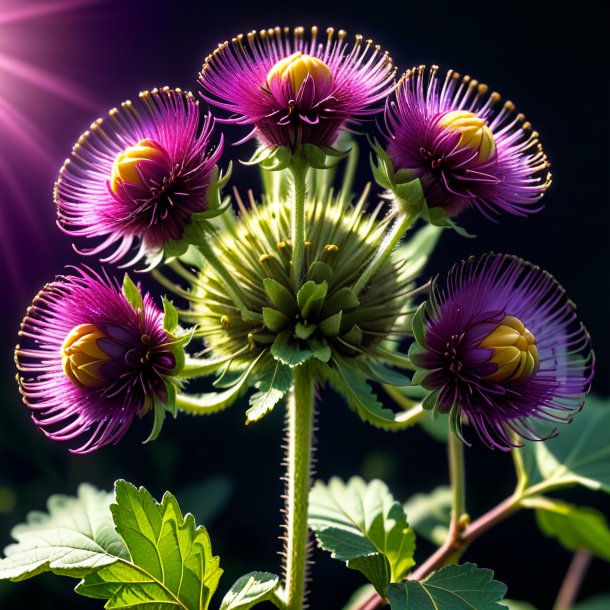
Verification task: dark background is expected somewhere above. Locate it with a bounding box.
[0,0,608,608]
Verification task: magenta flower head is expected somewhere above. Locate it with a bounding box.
[409,254,593,450]
[199,26,395,151]
[379,65,551,224]
[55,87,227,268]
[15,268,184,453]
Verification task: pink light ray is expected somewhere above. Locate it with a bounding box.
[0,0,112,26]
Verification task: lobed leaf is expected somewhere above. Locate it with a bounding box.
[219,571,280,610]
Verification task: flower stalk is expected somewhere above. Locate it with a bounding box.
[289,156,309,289]
[282,364,316,610]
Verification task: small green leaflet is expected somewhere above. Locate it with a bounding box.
[76,480,222,610]
[524,496,610,561]
[309,477,415,593]
[219,571,280,610]
[123,274,144,312]
[0,484,127,581]
[163,297,180,332]
[386,563,507,610]
[247,362,293,423]
[520,396,610,495]
[403,487,451,546]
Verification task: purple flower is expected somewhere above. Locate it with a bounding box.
[199,26,395,148]
[410,254,593,450]
[15,268,179,453]
[55,88,223,267]
[384,65,551,219]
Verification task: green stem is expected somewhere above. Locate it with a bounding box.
[352,211,415,297]
[290,157,309,289]
[196,238,261,323]
[448,432,467,537]
[283,364,316,610]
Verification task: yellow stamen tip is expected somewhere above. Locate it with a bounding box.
[61,324,111,389]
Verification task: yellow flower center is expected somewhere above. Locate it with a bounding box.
[438,110,496,162]
[266,52,333,95]
[480,315,539,384]
[61,324,111,389]
[109,139,168,196]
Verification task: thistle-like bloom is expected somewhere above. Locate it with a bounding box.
[410,254,593,449]
[15,268,180,453]
[55,88,223,267]
[199,26,395,148]
[384,65,551,219]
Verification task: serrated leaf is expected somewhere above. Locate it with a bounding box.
[318,312,342,337]
[271,330,312,367]
[520,396,610,495]
[296,280,328,319]
[0,484,127,582]
[219,571,280,610]
[524,497,610,561]
[76,481,222,610]
[262,307,290,333]
[263,278,297,316]
[386,563,507,610]
[123,274,144,312]
[403,486,451,546]
[246,362,293,423]
[330,358,417,430]
[346,553,392,595]
[309,476,415,590]
[163,298,179,332]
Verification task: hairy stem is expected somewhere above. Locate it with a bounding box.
[290,157,309,289]
[196,238,261,323]
[553,551,592,610]
[448,433,467,538]
[352,211,415,297]
[283,364,316,610]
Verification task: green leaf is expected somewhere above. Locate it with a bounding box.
[502,601,538,610]
[308,261,333,284]
[574,595,610,610]
[76,481,222,610]
[309,476,415,591]
[262,307,290,333]
[122,274,143,312]
[403,486,451,546]
[295,322,317,340]
[392,178,425,212]
[246,362,293,423]
[271,330,312,367]
[386,563,507,610]
[0,484,127,581]
[330,358,417,430]
[296,280,328,319]
[309,338,332,363]
[520,396,610,495]
[321,287,360,317]
[263,278,297,316]
[318,312,342,337]
[176,351,265,414]
[524,496,610,561]
[163,297,179,332]
[219,571,280,610]
[411,303,426,346]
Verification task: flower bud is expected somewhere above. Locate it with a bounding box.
[267,52,334,98]
[438,110,496,163]
[61,323,112,388]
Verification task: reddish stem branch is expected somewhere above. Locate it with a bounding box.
[553,551,592,610]
[355,494,521,609]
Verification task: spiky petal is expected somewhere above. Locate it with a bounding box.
[410,253,593,450]
[15,268,178,453]
[199,26,395,148]
[55,88,223,267]
[384,65,551,219]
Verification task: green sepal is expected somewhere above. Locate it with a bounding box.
[321,287,360,317]
[243,145,292,171]
[176,351,265,414]
[144,383,177,444]
[302,143,350,169]
[309,337,332,363]
[295,322,317,340]
[422,388,441,411]
[318,311,342,337]
[219,571,281,610]
[386,563,507,610]
[262,307,291,333]
[271,330,312,367]
[263,278,298,316]
[411,303,426,346]
[246,362,293,424]
[162,297,179,332]
[411,369,428,386]
[420,201,475,238]
[122,273,143,313]
[342,325,363,346]
[297,280,328,319]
